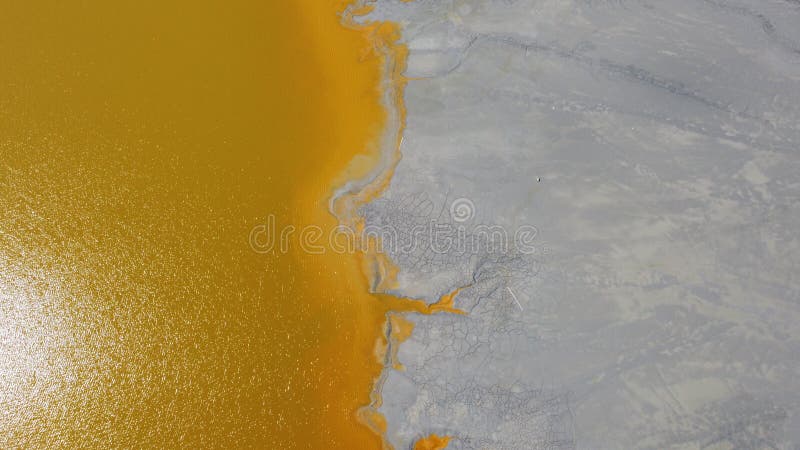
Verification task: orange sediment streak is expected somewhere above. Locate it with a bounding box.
[356,287,468,447]
[428,287,469,315]
[413,434,452,450]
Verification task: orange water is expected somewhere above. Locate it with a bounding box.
[0,1,416,448]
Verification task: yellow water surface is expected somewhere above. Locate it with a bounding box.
[0,1,407,448]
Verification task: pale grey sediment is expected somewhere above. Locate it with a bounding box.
[358,1,800,448]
